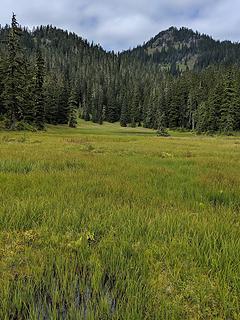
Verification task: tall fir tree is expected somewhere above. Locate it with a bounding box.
[120,94,130,127]
[81,97,91,121]
[34,49,45,130]
[57,77,70,124]
[0,58,5,117]
[206,82,223,132]
[3,13,25,129]
[220,70,239,133]
[130,85,142,127]
[187,91,198,130]
[22,60,35,124]
[68,87,78,128]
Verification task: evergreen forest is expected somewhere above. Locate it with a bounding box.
[0,14,240,134]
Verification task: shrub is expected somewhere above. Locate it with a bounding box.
[157,128,170,137]
[15,121,37,132]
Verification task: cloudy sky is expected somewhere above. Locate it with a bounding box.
[1,0,240,51]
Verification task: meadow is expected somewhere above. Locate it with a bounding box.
[0,121,239,319]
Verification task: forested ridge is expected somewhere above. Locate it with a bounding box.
[0,14,240,133]
[125,26,240,71]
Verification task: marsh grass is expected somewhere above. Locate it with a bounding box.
[0,121,239,319]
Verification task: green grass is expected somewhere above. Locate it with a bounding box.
[0,121,240,319]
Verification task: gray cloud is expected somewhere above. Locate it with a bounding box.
[1,0,240,51]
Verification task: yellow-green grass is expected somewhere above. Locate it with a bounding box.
[0,121,239,319]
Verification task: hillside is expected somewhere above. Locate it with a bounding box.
[123,27,240,71]
[0,17,240,134]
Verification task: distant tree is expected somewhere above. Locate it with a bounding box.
[81,97,91,121]
[156,112,169,137]
[68,87,78,128]
[206,82,223,132]
[34,49,45,130]
[0,58,6,116]
[130,85,142,127]
[22,61,35,124]
[196,100,215,133]
[187,91,198,130]
[58,77,70,124]
[219,70,239,133]
[120,95,130,127]
[3,13,25,129]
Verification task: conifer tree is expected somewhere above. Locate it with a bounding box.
[22,61,35,125]
[81,97,91,121]
[220,70,239,133]
[44,74,59,124]
[58,77,70,124]
[156,88,168,134]
[143,92,155,128]
[96,86,104,124]
[168,82,181,129]
[0,58,5,117]
[130,86,142,127]
[120,94,130,127]
[91,84,98,123]
[68,87,78,128]
[156,112,169,136]
[34,49,45,130]
[187,91,197,130]
[196,101,209,133]
[3,13,25,129]
[206,82,223,132]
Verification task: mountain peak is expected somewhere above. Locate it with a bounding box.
[145,26,204,50]
[125,26,240,71]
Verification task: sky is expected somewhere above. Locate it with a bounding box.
[1,0,240,51]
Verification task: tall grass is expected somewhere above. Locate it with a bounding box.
[0,122,239,319]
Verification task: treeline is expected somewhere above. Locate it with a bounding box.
[0,15,239,133]
[0,14,79,130]
[0,15,45,130]
[141,67,240,133]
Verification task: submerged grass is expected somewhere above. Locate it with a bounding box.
[0,121,239,319]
